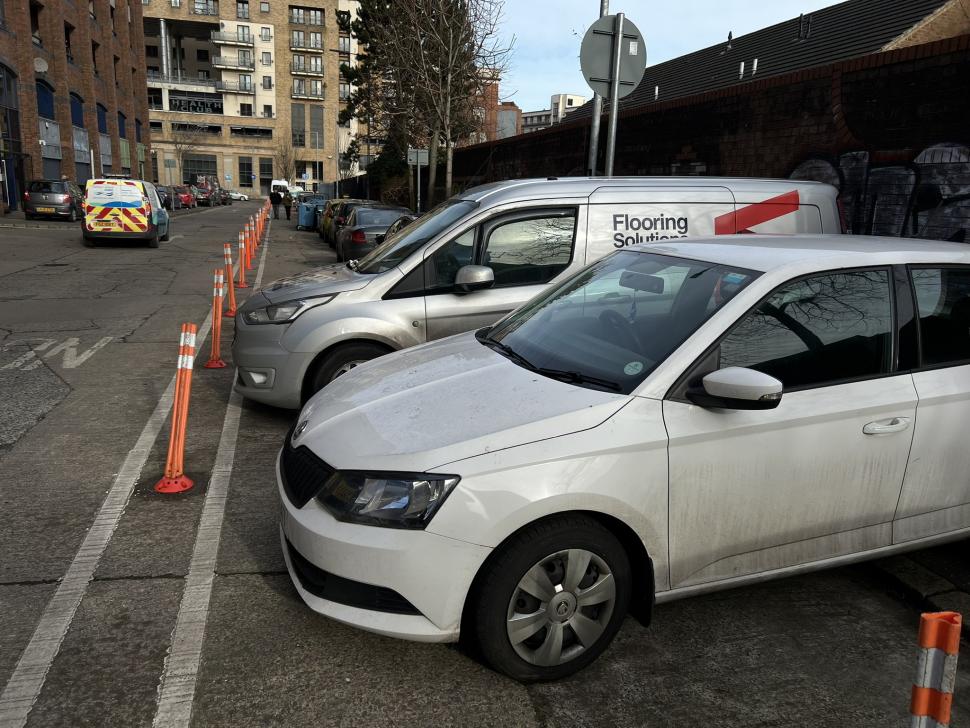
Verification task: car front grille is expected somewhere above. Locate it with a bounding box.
[280,437,334,508]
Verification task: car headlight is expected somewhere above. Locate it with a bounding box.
[316,471,460,529]
[243,295,335,324]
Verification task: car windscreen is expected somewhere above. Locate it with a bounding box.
[356,209,404,227]
[356,199,478,274]
[482,250,759,395]
[28,181,67,193]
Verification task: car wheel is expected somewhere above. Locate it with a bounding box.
[147,232,160,248]
[470,515,632,682]
[68,207,78,222]
[160,223,170,242]
[83,236,95,248]
[306,342,389,399]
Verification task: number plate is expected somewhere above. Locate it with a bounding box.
[36,207,55,213]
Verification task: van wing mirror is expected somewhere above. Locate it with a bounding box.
[686,367,782,410]
[455,265,495,293]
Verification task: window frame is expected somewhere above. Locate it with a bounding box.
[477,207,578,290]
[906,263,970,372]
[666,265,901,402]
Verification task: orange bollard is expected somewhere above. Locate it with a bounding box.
[156,323,197,493]
[204,270,226,369]
[237,233,249,289]
[223,242,237,316]
[911,611,961,727]
[249,215,257,249]
[244,223,253,270]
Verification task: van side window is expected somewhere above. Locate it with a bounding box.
[718,269,893,390]
[483,213,575,287]
[911,267,970,366]
[426,229,475,292]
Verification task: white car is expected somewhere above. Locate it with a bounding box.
[279,234,970,681]
[228,190,249,201]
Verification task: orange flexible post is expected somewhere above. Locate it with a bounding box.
[204,270,226,369]
[223,242,237,316]
[155,323,197,493]
[910,611,961,727]
[237,233,249,288]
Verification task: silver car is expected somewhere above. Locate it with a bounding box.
[233,176,842,408]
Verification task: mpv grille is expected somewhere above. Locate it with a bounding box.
[281,438,333,508]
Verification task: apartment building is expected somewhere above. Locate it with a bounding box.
[522,93,586,134]
[0,0,150,213]
[142,0,344,194]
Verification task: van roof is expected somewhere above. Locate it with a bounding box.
[459,176,835,205]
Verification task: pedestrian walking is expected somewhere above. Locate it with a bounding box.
[283,190,293,221]
[269,189,282,219]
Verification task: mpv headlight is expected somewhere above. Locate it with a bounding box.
[316,471,460,529]
[243,295,334,324]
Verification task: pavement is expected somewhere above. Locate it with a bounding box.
[0,206,967,727]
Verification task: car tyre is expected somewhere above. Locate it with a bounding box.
[148,232,160,248]
[68,206,78,222]
[160,223,170,242]
[306,342,389,399]
[82,236,95,248]
[470,515,632,683]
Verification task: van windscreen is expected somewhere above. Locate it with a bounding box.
[356,199,478,274]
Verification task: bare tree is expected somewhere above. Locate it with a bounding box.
[273,137,297,183]
[170,123,206,184]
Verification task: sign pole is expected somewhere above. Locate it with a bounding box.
[416,154,422,213]
[604,12,625,176]
[587,0,609,176]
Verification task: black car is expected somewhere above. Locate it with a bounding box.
[326,199,373,248]
[335,205,411,261]
[23,180,84,221]
[156,185,174,211]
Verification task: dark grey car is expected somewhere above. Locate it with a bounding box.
[24,180,84,221]
[335,206,411,261]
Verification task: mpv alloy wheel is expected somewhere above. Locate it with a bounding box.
[471,515,632,682]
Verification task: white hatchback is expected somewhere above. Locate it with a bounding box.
[278,235,970,681]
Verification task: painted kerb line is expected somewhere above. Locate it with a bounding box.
[153,220,272,727]
[0,314,216,728]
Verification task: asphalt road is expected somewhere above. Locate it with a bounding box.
[0,205,968,727]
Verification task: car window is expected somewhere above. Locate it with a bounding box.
[28,181,66,193]
[425,229,475,292]
[485,250,758,394]
[145,184,162,210]
[482,212,575,287]
[358,209,404,226]
[911,267,970,366]
[718,269,894,390]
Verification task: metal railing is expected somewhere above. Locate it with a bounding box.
[288,38,324,51]
[210,31,254,45]
[191,2,218,14]
[291,84,324,99]
[147,71,220,88]
[211,56,255,70]
[290,61,324,75]
[217,79,255,93]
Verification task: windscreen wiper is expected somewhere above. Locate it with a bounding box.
[533,367,622,392]
[478,336,537,371]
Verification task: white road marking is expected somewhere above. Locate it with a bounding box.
[0,320,215,728]
[0,336,114,371]
[45,336,114,369]
[153,221,271,728]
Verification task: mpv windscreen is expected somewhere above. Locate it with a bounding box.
[356,199,479,274]
[483,250,759,395]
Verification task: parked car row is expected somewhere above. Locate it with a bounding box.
[313,198,418,262]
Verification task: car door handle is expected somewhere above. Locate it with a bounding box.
[862,417,911,435]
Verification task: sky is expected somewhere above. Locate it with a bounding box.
[498,0,843,112]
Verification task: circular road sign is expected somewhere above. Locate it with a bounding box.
[580,14,646,100]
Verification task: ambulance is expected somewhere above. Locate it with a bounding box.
[232,176,843,407]
[82,178,172,248]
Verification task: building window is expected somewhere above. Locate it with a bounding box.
[310,79,322,97]
[237,25,250,40]
[259,0,268,11]
[96,103,108,133]
[292,54,305,71]
[308,56,321,72]
[30,1,42,45]
[338,36,350,54]
[338,82,349,101]
[239,74,253,92]
[239,156,253,187]
[197,49,209,62]
[260,26,271,40]
[309,31,321,48]
[293,78,306,96]
[238,49,253,66]
[259,157,273,178]
[146,46,159,58]
[290,30,304,47]
[65,22,76,63]
[289,6,303,23]
[70,93,84,126]
[117,112,127,138]
[261,52,272,66]
[240,103,253,116]
[307,8,321,24]
[88,0,94,18]
[35,81,55,120]
[262,104,272,117]
[236,0,248,18]
[198,69,210,80]
[262,76,272,89]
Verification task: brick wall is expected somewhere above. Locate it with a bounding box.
[453,35,970,243]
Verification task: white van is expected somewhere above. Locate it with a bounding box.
[233,177,842,407]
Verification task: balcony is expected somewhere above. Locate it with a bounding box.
[212,56,255,70]
[217,79,255,94]
[211,31,254,46]
[148,71,221,91]
[291,83,324,99]
[290,61,324,77]
[191,2,218,15]
[289,38,324,53]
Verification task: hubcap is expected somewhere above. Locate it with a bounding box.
[332,359,367,380]
[506,549,615,667]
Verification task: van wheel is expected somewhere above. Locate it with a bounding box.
[306,342,389,399]
[148,233,160,249]
[470,515,631,683]
[160,224,170,242]
[83,236,95,248]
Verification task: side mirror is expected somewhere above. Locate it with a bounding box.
[455,265,494,293]
[687,367,783,410]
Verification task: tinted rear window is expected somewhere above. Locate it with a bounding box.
[28,181,67,193]
[357,209,404,226]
